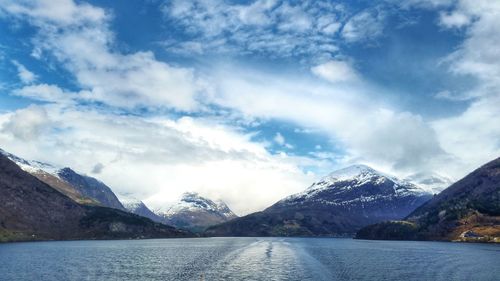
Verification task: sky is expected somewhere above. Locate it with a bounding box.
[0,0,499,215]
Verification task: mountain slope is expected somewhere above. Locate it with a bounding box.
[157,192,238,232]
[206,165,432,237]
[0,149,90,204]
[0,153,191,242]
[27,170,99,205]
[57,168,125,210]
[120,196,165,224]
[356,157,500,242]
[0,149,119,208]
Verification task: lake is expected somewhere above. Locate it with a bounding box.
[0,238,498,281]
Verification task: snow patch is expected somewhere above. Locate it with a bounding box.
[0,148,61,176]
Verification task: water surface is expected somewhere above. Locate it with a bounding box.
[0,238,498,281]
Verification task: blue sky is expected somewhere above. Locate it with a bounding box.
[0,0,499,214]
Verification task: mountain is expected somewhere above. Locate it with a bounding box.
[404,172,454,194]
[205,165,432,237]
[0,149,93,204]
[57,168,126,211]
[156,192,238,233]
[0,153,191,242]
[119,195,165,224]
[356,157,500,242]
[0,149,125,210]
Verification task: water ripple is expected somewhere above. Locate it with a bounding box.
[0,238,498,281]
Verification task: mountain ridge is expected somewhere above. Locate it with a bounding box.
[0,149,125,210]
[355,157,500,242]
[0,153,192,242]
[206,164,432,237]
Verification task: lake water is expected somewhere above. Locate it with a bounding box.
[0,238,498,281]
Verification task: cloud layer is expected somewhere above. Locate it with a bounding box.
[0,103,316,214]
[2,0,201,111]
[163,0,385,60]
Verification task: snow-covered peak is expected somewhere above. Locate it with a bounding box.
[281,164,429,204]
[118,194,144,211]
[162,192,219,214]
[310,164,396,191]
[157,192,236,219]
[214,199,238,219]
[323,164,378,181]
[0,148,61,175]
[179,192,217,210]
[181,191,204,201]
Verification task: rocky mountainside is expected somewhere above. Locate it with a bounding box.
[156,192,238,233]
[205,165,432,237]
[0,149,124,210]
[57,167,125,211]
[0,153,191,242]
[356,158,500,242]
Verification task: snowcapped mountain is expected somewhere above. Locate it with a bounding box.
[206,165,433,237]
[0,148,124,210]
[0,152,191,242]
[0,148,60,175]
[0,148,92,204]
[404,172,454,194]
[280,164,429,206]
[119,195,164,223]
[156,192,237,232]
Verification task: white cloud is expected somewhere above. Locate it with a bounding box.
[443,1,500,88]
[429,0,500,176]
[1,0,200,111]
[163,0,344,59]
[209,64,448,176]
[273,132,294,149]
[394,0,453,9]
[275,3,313,32]
[11,60,36,84]
[1,105,51,141]
[0,0,106,26]
[236,0,277,26]
[0,104,315,215]
[439,11,471,28]
[13,83,74,103]
[433,95,500,177]
[434,90,472,101]
[396,0,500,177]
[311,60,358,83]
[317,15,341,35]
[342,9,386,42]
[274,132,285,146]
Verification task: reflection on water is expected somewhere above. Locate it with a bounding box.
[0,237,499,281]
